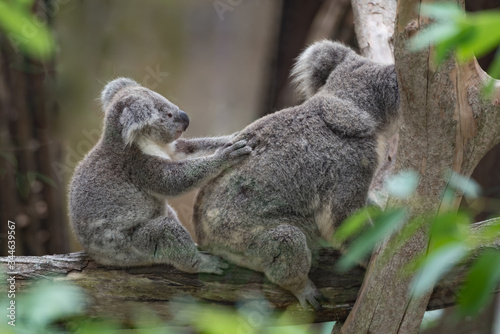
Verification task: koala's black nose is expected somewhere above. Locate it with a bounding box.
[178,110,190,131]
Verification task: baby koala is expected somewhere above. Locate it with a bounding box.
[69,78,252,274]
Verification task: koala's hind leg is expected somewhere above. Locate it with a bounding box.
[130,216,228,274]
[245,224,322,308]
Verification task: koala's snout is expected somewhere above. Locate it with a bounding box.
[178,110,190,131]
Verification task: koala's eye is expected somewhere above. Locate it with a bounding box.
[167,112,173,118]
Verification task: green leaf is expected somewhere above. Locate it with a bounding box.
[428,211,471,252]
[0,151,18,168]
[411,243,467,296]
[337,208,407,272]
[419,3,463,21]
[432,27,475,64]
[458,249,500,316]
[0,1,55,60]
[409,22,460,51]
[484,47,500,95]
[15,173,30,199]
[192,305,249,334]
[384,170,419,199]
[332,206,382,245]
[19,281,88,328]
[444,170,481,199]
[380,216,426,267]
[456,11,500,61]
[34,172,57,188]
[468,218,500,248]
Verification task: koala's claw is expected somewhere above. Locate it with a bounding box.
[219,140,252,162]
[197,253,228,275]
[296,280,324,310]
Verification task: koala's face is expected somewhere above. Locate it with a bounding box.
[140,89,190,143]
[110,87,190,146]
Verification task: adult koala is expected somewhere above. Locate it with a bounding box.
[192,41,400,307]
[70,78,252,274]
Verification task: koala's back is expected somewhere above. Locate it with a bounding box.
[69,145,162,243]
[194,101,378,250]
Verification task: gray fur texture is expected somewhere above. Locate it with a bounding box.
[69,78,252,273]
[192,41,400,306]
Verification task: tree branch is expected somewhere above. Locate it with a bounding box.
[350,0,399,207]
[351,0,396,64]
[1,219,498,324]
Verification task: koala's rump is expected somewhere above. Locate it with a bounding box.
[194,108,377,251]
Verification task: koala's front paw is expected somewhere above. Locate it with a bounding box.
[196,253,229,275]
[217,140,252,165]
[231,132,258,149]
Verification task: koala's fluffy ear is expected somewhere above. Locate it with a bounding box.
[120,98,160,145]
[101,78,139,110]
[291,40,352,99]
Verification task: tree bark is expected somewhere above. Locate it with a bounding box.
[340,0,500,333]
[1,218,498,325]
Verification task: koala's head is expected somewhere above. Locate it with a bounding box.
[100,78,190,146]
[292,40,400,133]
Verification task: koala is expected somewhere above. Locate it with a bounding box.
[192,41,400,307]
[69,78,252,274]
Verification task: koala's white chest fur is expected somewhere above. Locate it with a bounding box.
[137,138,171,160]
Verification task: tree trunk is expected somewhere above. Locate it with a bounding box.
[0,0,68,256]
[340,0,500,333]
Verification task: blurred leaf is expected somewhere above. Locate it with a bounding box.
[15,173,30,199]
[419,3,463,20]
[445,170,481,199]
[26,171,37,186]
[69,319,122,334]
[332,206,382,245]
[411,4,500,78]
[0,0,55,59]
[191,304,250,334]
[384,170,419,199]
[34,171,57,188]
[433,28,475,64]
[19,281,88,328]
[412,243,467,296]
[458,249,500,316]
[13,0,35,10]
[337,208,407,272]
[484,47,500,95]
[428,211,471,252]
[410,22,467,52]
[0,151,18,168]
[381,216,426,267]
[271,311,314,333]
[468,218,500,248]
[456,11,500,60]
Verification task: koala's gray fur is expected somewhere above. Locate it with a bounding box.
[69,78,252,274]
[192,41,400,306]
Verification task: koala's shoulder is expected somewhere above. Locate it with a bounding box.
[308,95,377,138]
